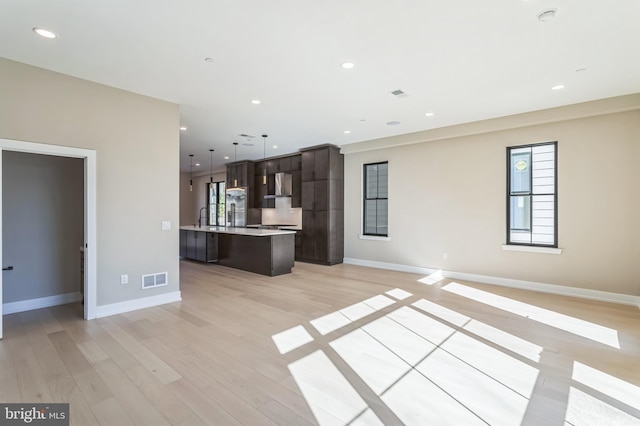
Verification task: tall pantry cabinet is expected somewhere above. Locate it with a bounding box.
[299,145,344,265]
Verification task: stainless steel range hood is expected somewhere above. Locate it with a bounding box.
[264,172,292,198]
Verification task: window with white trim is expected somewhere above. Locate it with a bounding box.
[507,142,557,247]
[363,162,388,237]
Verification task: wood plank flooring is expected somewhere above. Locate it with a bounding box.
[1,260,639,425]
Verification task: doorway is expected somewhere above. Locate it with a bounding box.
[0,138,97,339]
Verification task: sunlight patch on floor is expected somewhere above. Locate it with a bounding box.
[276,285,636,426]
[572,361,640,411]
[271,325,314,355]
[416,349,530,425]
[385,288,413,300]
[310,294,396,335]
[386,305,456,346]
[288,350,377,425]
[381,370,486,425]
[443,282,621,349]
[463,319,543,362]
[440,332,539,398]
[412,298,471,327]
[565,387,640,426]
[417,269,445,285]
[350,409,385,425]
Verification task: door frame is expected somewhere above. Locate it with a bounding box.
[0,138,97,338]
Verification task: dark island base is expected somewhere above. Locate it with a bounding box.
[217,233,295,276]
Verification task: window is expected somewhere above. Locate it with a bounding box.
[363,162,388,237]
[207,181,226,226]
[507,142,557,247]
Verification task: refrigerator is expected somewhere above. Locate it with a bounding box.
[225,188,247,227]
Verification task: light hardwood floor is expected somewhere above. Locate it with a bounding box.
[1,260,639,425]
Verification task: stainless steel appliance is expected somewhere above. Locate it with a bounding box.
[225,188,247,227]
[264,172,292,199]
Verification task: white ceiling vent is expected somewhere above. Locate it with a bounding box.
[390,89,408,98]
[239,133,255,138]
[142,272,168,289]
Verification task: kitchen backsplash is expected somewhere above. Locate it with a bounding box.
[262,197,302,226]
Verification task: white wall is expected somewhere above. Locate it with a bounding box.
[2,151,83,302]
[343,95,640,296]
[0,58,180,307]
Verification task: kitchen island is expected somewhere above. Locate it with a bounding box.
[179,226,296,276]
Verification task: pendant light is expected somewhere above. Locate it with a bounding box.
[262,134,268,185]
[232,142,239,187]
[209,149,215,190]
[189,154,194,192]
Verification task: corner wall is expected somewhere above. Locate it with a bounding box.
[343,97,640,296]
[0,58,180,307]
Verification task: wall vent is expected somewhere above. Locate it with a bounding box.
[390,89,408,98]
[141,272,168,289]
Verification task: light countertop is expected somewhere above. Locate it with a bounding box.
[180,225,296,237]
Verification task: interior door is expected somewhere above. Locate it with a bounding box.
[1,150,3,339]
[0,139,98,336]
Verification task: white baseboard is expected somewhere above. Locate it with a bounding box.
[2,291,83,315]
[343,258,640,308]
[95,291,182,318]
[344,258,439,276]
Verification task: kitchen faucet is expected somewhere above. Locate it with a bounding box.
[197,206,207,227]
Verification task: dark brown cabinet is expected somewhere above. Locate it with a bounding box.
[290,170,302,208]
[298,145,344,265]
[180,230,217,262]
[226,161,254,189]
[254,173,275,208]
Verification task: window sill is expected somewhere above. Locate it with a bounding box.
[359,235,391,242]
[502,244,562,255]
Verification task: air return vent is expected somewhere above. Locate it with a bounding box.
[141,272,168,289]
[238,133,255,138]
[390,89,407,98]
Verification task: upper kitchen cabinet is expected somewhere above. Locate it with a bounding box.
[301,145,343,181]
[226,161,254,189]
[290,154,301,171]
[266,156,295,174]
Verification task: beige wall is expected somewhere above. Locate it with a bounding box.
[0,58,180,306]
[180,171,226,226]
[343,99,640,296]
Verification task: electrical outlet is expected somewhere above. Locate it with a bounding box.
[161,220,171,230]
[442,252,448,261]
[121,274,128,285]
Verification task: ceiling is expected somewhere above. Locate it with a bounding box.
[2,0,639,173]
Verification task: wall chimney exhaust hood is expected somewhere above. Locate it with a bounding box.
[264,172,292,198]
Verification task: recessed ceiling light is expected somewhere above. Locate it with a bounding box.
[344,130,351,134]
[33,27,57,39]
[341,62,354,69]
[386,121,401,126]
[552,84,565,90]
[538,9,557,23]
[224,156,229,160]
[204,57,214,63]
[195,163,201,167]
[425,112,435,117]
[251,99,261,105]
[179,126,187,131]
[273,145,278,149]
